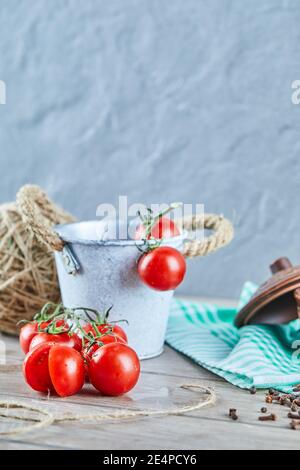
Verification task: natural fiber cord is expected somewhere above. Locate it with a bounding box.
[0,384,216,436]
[0,186,74,335]
[178,213,234,258]
[16,185,74,252]
[17,186,234,258]
[0,402,54,436]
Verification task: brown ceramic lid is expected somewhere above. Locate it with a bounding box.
[235,257,300,327]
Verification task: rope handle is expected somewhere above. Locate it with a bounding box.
[16,185,234,257]
[178,213,234,258]
[16,185,75,252]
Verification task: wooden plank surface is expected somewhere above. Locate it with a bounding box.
[0,297,298,450]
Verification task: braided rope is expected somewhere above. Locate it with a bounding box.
[0,384,216,436]
[16,185,75,252]
[178,213,234,258]
[16,185,233,258]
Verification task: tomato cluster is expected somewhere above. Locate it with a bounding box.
[135,215,186,291]
[20,311,140,398]
[20,206,184,399]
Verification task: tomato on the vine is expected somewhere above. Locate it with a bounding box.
[29,331,82,352]
[82,328,127,364]
[48,345,85,397]
[88,343,140,396]
[23,342,54,393]
[83,323,127,344]
[138,246,186,291]
[19,319,69,354]
[20,303,141,398]
[23,342,85,397]
[20,323,41,354]
[135,216,180,240]
[82,330,126,363]
[98,323,128,343]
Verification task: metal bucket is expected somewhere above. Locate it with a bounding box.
[54,220,187,359]
[16,185,234,360]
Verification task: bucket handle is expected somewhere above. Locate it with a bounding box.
[16,185,75,252]
[16,185,234,259]
[177,213,234,258]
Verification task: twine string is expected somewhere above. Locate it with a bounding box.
[0,402,54,436]
[0,384,216,437]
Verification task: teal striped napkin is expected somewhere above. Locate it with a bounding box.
[167,283,300,392]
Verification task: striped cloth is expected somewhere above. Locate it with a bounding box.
[167,282,300,392]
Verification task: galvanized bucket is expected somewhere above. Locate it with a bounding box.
[54,220,185,359]
[16,185,234,359]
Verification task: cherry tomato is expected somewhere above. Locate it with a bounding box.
[48,345,85,397]
[82,331,126,363]
[23,342,54,393]
[23,342,85,397]
[30,331,82,352]
[47,319,69,332]
[135,216,180,240]
[82,335,126,364]
[83,323,127,344]
[98,324,127,343]
[138,246,186,291]
[20,323,40,354]
[19,319,69,354]
[99,333,126,345]
[88,343,140,396]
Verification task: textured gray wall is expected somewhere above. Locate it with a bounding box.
[0,0,299,298]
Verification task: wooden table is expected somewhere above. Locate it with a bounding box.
[0,297,298,450]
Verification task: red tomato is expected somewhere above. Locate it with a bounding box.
[99,333,126,345]
[46,319,69,333]
[23,342,54,393]
[82,331,126,363]
[138,246,186,291]
[20,323,39,354]
[48,345,85,397]
[88,343,140,396]
[135,216,180,240]
[82,337,125,365]
[19,319,69,354]
[30,331,82,352]
[83,323,128,344]
[23,342,85,397]
[98,324,128,343]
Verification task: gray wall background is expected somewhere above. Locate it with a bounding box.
[0,0,299,299]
